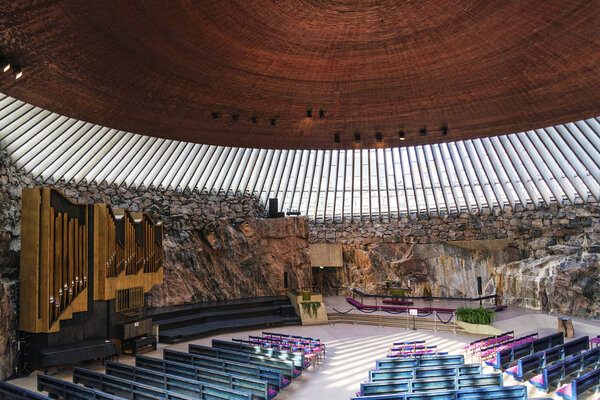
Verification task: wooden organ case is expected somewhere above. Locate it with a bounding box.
[20,188,163,369]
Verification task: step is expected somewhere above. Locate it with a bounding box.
[159,315,301,344]
[148,296,290,321]
[155,304,284,330]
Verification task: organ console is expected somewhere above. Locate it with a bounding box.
[20,187,163,345]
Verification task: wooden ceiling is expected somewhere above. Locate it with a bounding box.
[1,1,599,150]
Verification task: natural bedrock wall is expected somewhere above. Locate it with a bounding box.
[310,203,600,318]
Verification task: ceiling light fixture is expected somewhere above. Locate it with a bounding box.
[354,133,361,143]
[398,130,405,140]
[375,132,382,142]
[334,133,340,143]
[441,124,448,136]
[0,57,9,73]
[420,127,427,137]
[12,66,22,79]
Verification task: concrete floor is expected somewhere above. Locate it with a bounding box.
[8,296,600,400]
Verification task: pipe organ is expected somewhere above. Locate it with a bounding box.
[20,187,163,336]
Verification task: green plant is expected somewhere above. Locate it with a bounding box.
[455,307,495,325]
[300,301,321,318]
[302,291,311,301]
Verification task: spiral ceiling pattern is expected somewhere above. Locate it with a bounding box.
[1,1,600,149]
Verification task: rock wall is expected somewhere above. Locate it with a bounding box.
[0,149,311,379]
[310,204,600,318]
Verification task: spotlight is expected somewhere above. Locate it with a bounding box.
[250,116,257,124]
[270,116,279,126]
[211,111,221,119]
[375,132,382,143]
[0,57,9,73]
[306,109,312,118]
[441,123,448,136]
[334,133,340,143]
[420,127,427,137]
[12,66,22,79]
[319,110,326,118]
[232,113,240,121]
[398,130,405,141]
[354,133,361,143]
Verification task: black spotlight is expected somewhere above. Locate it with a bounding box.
[211,111,221,119]
[12,66,22,79]
[441,124,448,136]
[0,57,10,73]
[334,133,340,143]
[420,127,427,137]
[232,113,240,121]
[375,132,383,143]
[306,109,313,118]
[398,130,405,141]
[354,132,361,143]
[250,116,257,124]
[270,116,279,126]
[319,109,326,118]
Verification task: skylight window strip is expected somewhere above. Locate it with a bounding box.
[68,129,125,185]
[504,134,550,205]
[187,145,215,191]
[137,139,178,189]
[542,128,600,201]
[525,130,577,203]
[92,133,143,186]
[231,148,257,194]
[108,136,157,187]
[210,147,238,193]
[470,139,505,208]
[170,143,202,191]
[560,123,600,173]
[515,132,566,203]
[481,137,517,208]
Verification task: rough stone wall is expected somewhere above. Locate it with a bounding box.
[0,149,311,379]
[309,203,600,318]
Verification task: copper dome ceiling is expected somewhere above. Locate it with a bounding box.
[1,1,600,149]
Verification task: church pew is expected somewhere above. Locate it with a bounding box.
[369,364,482,382]
[162,349,286,389]
[506,336,589,380]
[376,355,464,370]
[187,344,299,380]
[136,355,278,399]
[359,373,503,397]
[106,360,266,400]
[350,384,529,400]
[210,339,308,369]
[478,333,538,362]
[486,332,563,370]
[38,374,130,400]
[0,380,51,400]
[73,367,249,400]
[556,367,600,400]
[529,346,600,392]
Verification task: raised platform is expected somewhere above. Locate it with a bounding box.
[148,296,301,344]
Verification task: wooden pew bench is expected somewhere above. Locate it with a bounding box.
[506,336,589,381]
[350,384,530,400]
[163,349,285,389]
[529,346,600,392]
[105,361,263,400]
[556,368,600,400]
[211,339,307,369]
[73,367,250,400]
[369,364,482,382]
[486,332,563,371]
[359,373,502,397]
[189,343,300,380]
[376,354,464,370]
[134,356,277,400]
[37,374,126,400]
[0,380,52,400]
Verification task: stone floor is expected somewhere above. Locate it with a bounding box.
[8,296,600,400]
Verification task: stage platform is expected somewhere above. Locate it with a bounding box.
[148,296,301,343]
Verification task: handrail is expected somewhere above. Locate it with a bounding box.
[352,288,497,302]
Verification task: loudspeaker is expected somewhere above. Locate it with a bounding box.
[268,198,279,218]
[477,276,482,295]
